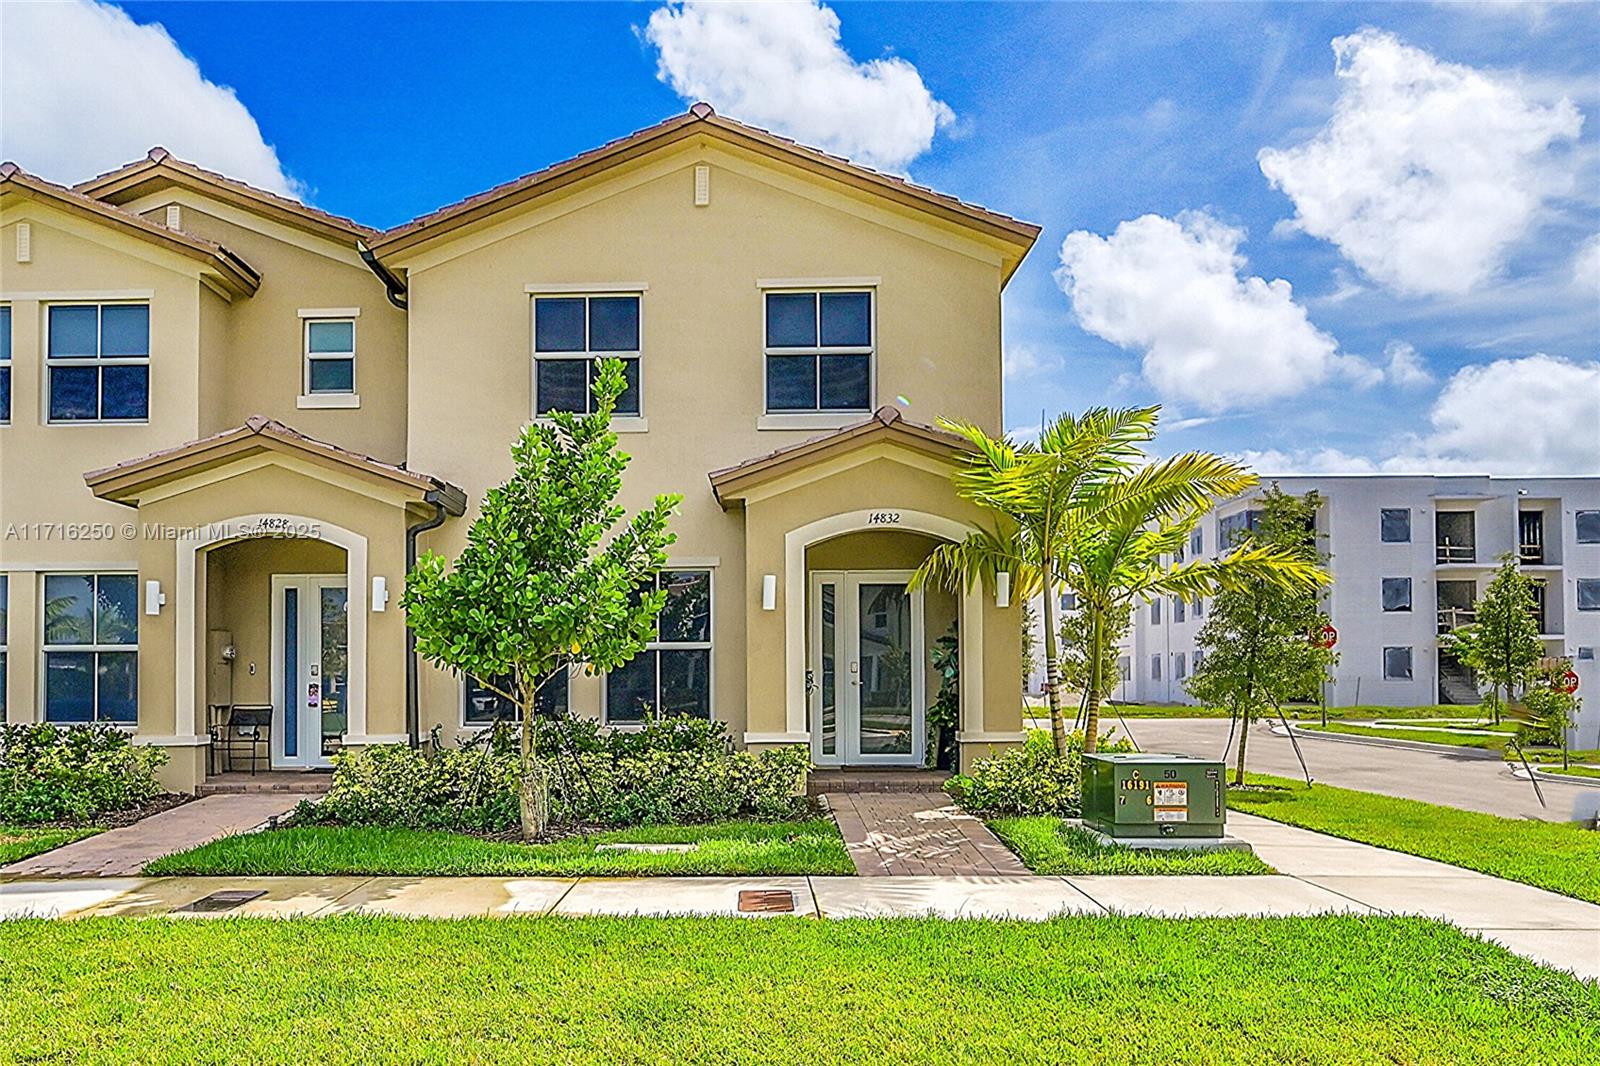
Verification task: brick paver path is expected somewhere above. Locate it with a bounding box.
[824,791,1029,876]
[2,794,302,877]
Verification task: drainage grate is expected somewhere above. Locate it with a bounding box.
[737,889,795,914]
[175,889,267,913]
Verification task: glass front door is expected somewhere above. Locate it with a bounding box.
[272,575,347,768]
[810,571,925,766]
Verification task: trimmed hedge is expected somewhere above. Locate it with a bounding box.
[0,723,167,824]
[945,728,1132,817]
[310,717,810,832]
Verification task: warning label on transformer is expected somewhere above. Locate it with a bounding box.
[1153,781,1188,822]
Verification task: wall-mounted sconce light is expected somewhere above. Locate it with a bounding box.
[761,574,777,611]
[995,571,1012,609]
[372,575,389,612]
[144,580,166,616]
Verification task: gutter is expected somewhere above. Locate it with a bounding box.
[357,240,408,310]
[404,486,464,747]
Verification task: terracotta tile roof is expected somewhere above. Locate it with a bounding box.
[85,416,466,513]
[371,103,1040,264]
[709,406,971,506]
[0,162,260,296]
[75,147,376,242]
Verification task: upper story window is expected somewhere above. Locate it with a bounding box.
[1380,508,1411,543]
[1577,511,1600,545]
[1578,579,1600,612]
[1189,528,1203,557]
[1381,577,1412,612]
[1218,508,1262,549]
[532,294,641,417]
[47,303,149,422]
[0,304,11,423]
[1149,598,1161,625]
[304,317,356,395]
[764,290,873,414]
[42,573,138,724]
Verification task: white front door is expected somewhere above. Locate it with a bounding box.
[809,570,925,766]
[270,574,348,769]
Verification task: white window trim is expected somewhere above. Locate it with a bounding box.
[1577,511,1600,545]
[1382,646,1414,681]
[1380,507,1413,544]
[761,285,875,418]
[301,315,358,403]
[601,567,714,727]
[530,291,645,420]
[0,303,10,426]
[39,571,139,727]
[1381,577,1413,613]
[297,307,362,319]
[44,302,151,425]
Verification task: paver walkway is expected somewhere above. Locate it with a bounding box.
[1,794,302,877]
[823,791,1028,876]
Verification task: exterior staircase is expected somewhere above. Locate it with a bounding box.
[1438,656,1481,706]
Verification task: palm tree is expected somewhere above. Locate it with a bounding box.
[1062,454,1330,751]
[912,407,1158,755]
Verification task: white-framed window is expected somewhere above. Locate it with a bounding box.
[461,669,569,726]
[1577,511,1600,545]
[46,303,150,422]
[1173,596,1185,623]
[41,573,138,723]
[1174,653,1187,681]
[763,289,873,414]
[605,569,712,723]
[304,316,356,396]
[1193,649,1204,670]
[1578,579,1600,612]
[1382,646,1413,681]
[1218,509,1262,548]
[0,574,8,716]
[1058,591,1076,612]
[0,304,11,423]
[1189,528,1203,557]
[532,293,641,417]
[1150,655,1161,681]
[1380,508,1411,543]
[1150,598,1161,624]
[1381,577,1412,613]
[1194,597,1204,618]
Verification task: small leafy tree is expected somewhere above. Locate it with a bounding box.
[1187,486,1335,784]
[1442,554,1542,725]
[1020,601,1039,693]
[1058,598,1132,715]
[1512,659,1580,769]
[403,360,680,840]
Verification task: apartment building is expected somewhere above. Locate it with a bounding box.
[0,105,1040,791]
[1111,475,1600,747]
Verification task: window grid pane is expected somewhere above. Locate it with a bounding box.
[533,296,642,416]
[764,290,872,413]
[48,304,150,422]
[607,569,712,724]
[42,574,139,724]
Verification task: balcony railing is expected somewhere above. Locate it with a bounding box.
[1435,542,1476,564]
[1437,607,1476,634]
[1518,542,1545,565]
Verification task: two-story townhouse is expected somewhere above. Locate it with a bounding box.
[0,105,1041,792]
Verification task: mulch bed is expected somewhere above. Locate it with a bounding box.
[30,792,194,832]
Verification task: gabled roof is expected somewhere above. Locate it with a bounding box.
[369,103,1041,277]
[709,406,971,506]
[85,415,467,513]
[0,163,260,298]
[75,148,375,245]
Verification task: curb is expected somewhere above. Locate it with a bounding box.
[1274,723,1501,760]
[1510,765,1600,790]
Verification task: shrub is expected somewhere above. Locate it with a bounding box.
[945,728,1133,817]
[313,717,810,833]
[0,723,167,824]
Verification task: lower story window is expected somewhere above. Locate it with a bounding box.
[463,669,569,725]
[1383,646,1413,681]
[606,569,712,723]
[42,573,138,723]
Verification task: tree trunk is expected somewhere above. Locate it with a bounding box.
[518,756,550,842]
[1084,606,1104,754]
[1233,711,1250,787]
[1042,584,1068,756]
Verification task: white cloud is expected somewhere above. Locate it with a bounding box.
[1055,211,1374,412]
[1573,235,1600,295]
[1382,341,1434,387]
[1003,343,1060,380]
[1418,353,1600,473]
[0,0,295,194]
[1258,29,1582,296]
[643,1,953,172]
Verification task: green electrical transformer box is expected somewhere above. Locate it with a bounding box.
[1082,753,1227,839]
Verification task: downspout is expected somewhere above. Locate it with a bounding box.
[357,240,408,310]
[405,490,450,748]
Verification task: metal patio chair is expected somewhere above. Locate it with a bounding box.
[217,704,273,775]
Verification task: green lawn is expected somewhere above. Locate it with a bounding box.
[0,825,101,865]
[1539,765,1600,781]
[1,916,1593,1064]
[1028,702,1468,721]
[1301,721,1511,750]
[145,819,855,877]
[1232,774,1600,904]
[988,817,1273,875]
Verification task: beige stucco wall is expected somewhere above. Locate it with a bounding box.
[401,140,1008,750]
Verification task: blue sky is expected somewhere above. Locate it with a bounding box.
[4,1,1597,473]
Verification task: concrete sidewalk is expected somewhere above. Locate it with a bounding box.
[2,811,1593,980]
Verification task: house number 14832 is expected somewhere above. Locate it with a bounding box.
[867,511,901,525]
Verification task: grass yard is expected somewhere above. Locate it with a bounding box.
[0,915,1593,1065]
[0,825,100,865]
[1232,774,1600,904]
[988,817,1273,875]
[1301,721,1511,750]
[144,819,855,877]
[1028,702,1467,721]
[1539,764,1600,781]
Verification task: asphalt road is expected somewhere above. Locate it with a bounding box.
[1111,716,1596,824]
